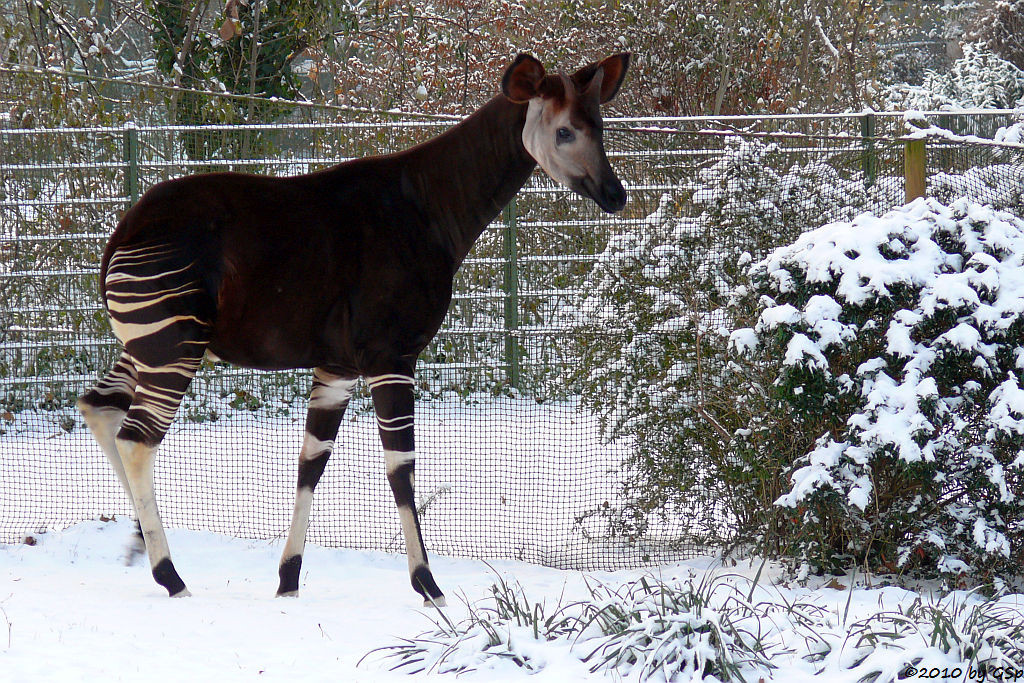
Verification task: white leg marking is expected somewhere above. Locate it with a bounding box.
[78,402,133,500]
[384,449,416,473]
[301,432,334,459]
[116,439,174,574]
[366,374,415,389]
[308,371,357,409]
[282,488,314,565]
[384,450,427,571]
[377,414,415,431]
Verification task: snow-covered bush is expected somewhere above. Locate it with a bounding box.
[930,161,1024,216]
[570,136,889,545]
[970,0,1024,71]
[913,117,1024,216]
[369,572,777,680]
[730,198,1024,583]
[578,574,775,680]
[882,44,1024,111]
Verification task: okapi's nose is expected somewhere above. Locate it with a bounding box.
[602,175,627,213]
[586,171,626,214]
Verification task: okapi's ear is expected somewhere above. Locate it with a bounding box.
[501,54,546,103]
[572,53,631,104]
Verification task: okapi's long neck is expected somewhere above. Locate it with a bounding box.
[404,95,536,265]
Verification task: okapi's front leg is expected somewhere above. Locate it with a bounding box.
[368,373,446,607]
[277,368,357,596]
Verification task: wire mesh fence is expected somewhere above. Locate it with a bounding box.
[2,104,1023,570]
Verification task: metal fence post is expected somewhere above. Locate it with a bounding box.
[904,137,926,203]
[502,198,521,390]
[123,122,139,209]
[860,112,876,189]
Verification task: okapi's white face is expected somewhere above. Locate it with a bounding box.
[502,53,630,213]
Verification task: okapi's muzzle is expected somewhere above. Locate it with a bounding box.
[578,169,627,214]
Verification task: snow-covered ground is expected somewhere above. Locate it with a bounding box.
[2,519,1022,682]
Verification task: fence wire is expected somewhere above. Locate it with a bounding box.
[2,105,1023,570]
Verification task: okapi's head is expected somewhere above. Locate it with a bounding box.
[501,53,631,213]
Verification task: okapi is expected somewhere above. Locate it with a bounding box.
[77,52,631,605]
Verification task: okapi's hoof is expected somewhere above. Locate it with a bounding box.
[412,565,445,608]
[423,595,448,608]
[277,555,302,597]
[152,558,188,597]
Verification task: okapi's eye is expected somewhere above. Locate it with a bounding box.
[556,127,575,144]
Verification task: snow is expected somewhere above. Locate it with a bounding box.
[728,327,758,355]
[2,520,1020,682]
[784,332,829,369]
[997,121,1024,145]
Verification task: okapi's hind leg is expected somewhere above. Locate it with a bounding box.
[77,352,146,562]
[368,372,446,608]
[277,368,358,597]
[115,356,205,597]
[99,238,216,595]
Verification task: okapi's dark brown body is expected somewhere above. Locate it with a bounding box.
[102,96,535,376]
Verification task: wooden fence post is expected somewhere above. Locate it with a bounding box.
[904,137,926,203]
[861,112,876,189]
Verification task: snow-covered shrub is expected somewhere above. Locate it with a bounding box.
[915,117,1024,216]
[930,162,1024,216]
[570,137,886,546]
[971,0,1024,71]
[882,44,1024,110]
[928,122,1024,214]
[804,588,1024,679]
[366,575,583,675]
[730,198,1024,583]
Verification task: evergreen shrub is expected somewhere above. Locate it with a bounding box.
[730,198,1024,584]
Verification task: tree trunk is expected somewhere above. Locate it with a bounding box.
[712,0,739,116]
[167,0,210,126]
[242,0,263,157]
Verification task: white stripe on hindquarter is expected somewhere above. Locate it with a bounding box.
[105,260,196,285]
[110,314,209,344]
[105,285,205,314]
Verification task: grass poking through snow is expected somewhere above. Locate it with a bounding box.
[364,566,1024,681]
